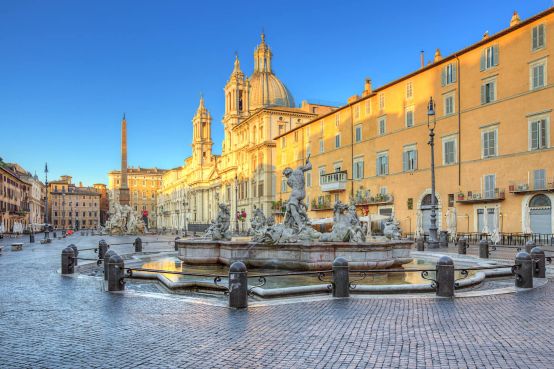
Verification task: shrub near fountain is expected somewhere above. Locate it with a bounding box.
[177,158,412,271]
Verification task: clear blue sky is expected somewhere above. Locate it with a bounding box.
[0,0,551,185]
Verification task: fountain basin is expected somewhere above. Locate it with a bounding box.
[176,238,413,271]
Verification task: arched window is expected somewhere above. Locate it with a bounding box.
[421,194,438,206]
[530,194,551,208]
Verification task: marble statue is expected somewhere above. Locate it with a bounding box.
[104,191,145,235]
[258,156,321,243]
[319,201,365,242]
[383,218,402,240]
[204,203,231,240]
[250,206,268,241]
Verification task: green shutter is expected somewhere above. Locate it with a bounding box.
[441,68,446,86]
[402,151,407,172]
[480,51,486,71]
[533,26,538,49]
[538,24,545,48]
[493,45,499,66]
[481,84,486,104]
[452,63,457,83]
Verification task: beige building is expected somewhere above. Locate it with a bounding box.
[0,164,31,233]
[108,166,166,228]
[275,8,554,238]
[6,163,45,231]
[157,35,334,231]
[49,176,100,230]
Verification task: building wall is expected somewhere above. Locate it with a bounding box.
[0,166,30,232]
[49,177,100,229]
[276,9,554,235]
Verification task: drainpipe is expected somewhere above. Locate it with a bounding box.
[350,104,354,199]
[455,54,461,187]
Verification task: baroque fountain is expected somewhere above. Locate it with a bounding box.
[176,158,413,270]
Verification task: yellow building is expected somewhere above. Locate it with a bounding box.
[157,35,334,231]
[49,176,100,230]
[275,8,554,238]
[108,166,166,228]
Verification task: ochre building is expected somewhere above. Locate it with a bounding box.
[156,35,334,231]
[275,8,554,237]
[49,176,100,230]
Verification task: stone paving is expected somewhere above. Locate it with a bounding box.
[0,234,553,368]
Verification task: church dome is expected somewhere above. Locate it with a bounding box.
[249,71,295,109]
[248,33,295,110]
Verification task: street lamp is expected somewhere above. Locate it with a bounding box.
[182,197,188,237]
[62,192,66,237]
[235,174,239,234]
[427,97,439,249]
[44,162,50,241]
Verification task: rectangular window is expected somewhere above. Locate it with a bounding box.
[281,177,287,193]
[378,117,386,135]
[534,169,546,190]
[448,194,455,208]
[365,100,370,115]
[335,134,341,148]
[530,59,547,90]
[306,144,311,157]
[405,107,414,128]
[480,45,499,71]
[484,174,496,198]
[482,128,498,158]
[532,24,546,51]
[353,158,364,180]
[354,105,360,120]
[379,93,385,110]
[444,93,455,116]
[529,117,548,150]
[442,63,457,86]
[305,170,312,188]
[376,153,388,176]
[335,113,340,127]
[319,139,324,153]
[481,78,496,104]
[442,136,457,165]
[355,125,362,142]
[406,82,413,99]
[403,145,417,172]
[318,166,326,185]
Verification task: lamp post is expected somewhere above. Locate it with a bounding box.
[235,174,239,234]
[427,97,439,249]
[43,163,50,240]
[62,192,66,237]
[182,197,188,237]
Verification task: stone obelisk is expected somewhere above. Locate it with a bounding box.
[118,113,130,206]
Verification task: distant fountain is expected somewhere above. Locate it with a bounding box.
[104,191,145,235]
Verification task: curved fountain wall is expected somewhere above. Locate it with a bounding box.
[176,239,413,271]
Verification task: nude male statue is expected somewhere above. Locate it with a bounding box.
[282,155,312,230]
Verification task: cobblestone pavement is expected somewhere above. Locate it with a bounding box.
[0,235,553,368]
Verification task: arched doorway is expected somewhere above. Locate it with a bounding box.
[420,194,439,235]
[529,194,552,234]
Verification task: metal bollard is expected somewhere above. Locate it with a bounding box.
[514,252,533,288]
[107,253,125,292]
[416,237,425,252]
[174,237,180,251]
[530,247,546,278]
[134,237,142,253]
[69,244,79,266]
[436,256,455,297]
[525,240,535,254]
[29,232,35,243]
[228,261,248,309]
[332,257,350,298]
[457,237,467,255]
[103,250,117,280]
[98,240,109,260]
[53,231,57,238]
[439,231,448,248]
[479,239,489,259]
[61,246,75,274]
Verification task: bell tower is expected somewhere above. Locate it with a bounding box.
[223,54,248,124]
[192,96,213,165]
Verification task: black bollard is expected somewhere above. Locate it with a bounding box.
[228,261,248,309]
[29,231,35,243]
[332,257,350,298]
[98,240,109,260]
[53,231,57,238]
[174,237,180,251]
[479,239,489,259]
[134,237,142,253]
[530,247,546,278]
[61,246,75,274]
[107,253,125,292]
[457,237,467,255]
[436,256,455,297]
[69,244,79,266]
[103,250,117,281]
[416,237,425,251]
[525,240,535,254]
[514,252,533,288]
[439,231,448,248]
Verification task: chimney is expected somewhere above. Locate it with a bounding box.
[420,51,425,69]
[434,48,442,62]
[363,78,372,96]
[510,11,521,27]
[483,31,489,39]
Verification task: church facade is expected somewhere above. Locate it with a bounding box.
[156,35,334,231]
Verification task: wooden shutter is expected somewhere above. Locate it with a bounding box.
[538,24,545,48]
[480,84,486,104]
[540,120,547,148]
[402,152,407,172]
[533,26,538,49]
[493,45,499,66]
[414,150,418,170]
[441,68,446,86]
[376,157,380,176]
[480,51,486,71]
[452,63,457,83]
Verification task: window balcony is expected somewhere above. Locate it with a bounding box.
[320,171,347,192]
[351,193,394,206]
[456,189,505,204]
[508,178,554,194]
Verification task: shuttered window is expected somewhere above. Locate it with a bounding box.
[353,159,364,180]
[530,118,548,150]
[441,63,457,86]
[376,153,388,176]
[482,128,497,158]
[481,79,496,104]
[443,138,456,165]
[378,117,386,135]
[480,45,499,71]
[355,125,362,142]
[402,147,417,172]
[532,24,546,50]
[405,108,414,127]
[530,60,546,90]
[533,169,546,190]
[484,175,496,198]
